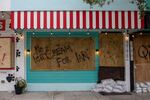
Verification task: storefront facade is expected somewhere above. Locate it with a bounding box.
[0,0,148,92]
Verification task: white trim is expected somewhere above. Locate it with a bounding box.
[33,11,37,29]
[79,11,83,29]
[40,11,44,29]
[118,11,122,29]
[20,11,24,29]
[138,12,141,29]
[53,11,57,29]
[14,12,18,29]
[105,11,109,29]
[99,12,102,29]
[125,11,128,29]
[131,11,135,29]
[124,35,131,92]
[60,11,63,29]
[66,11,70,29]
[92,11,96,29]
[86,11,89,29]
[73,11,77,29]
[47,12,50,29]
[27,11,31,29]
[112,11,115,29]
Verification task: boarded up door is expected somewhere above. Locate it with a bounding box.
[31,37,95,70]
[99,33,124,80]
[133,35,150,82]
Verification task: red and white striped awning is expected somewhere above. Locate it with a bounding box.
[11,11,144,29]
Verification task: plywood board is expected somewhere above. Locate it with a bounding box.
[135,65,150,82]
[0,38,14,68]
[99,33,124,67]
[31,37,95,70]
[133,35,150,82]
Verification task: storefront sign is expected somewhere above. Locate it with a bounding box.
[0,20,6,31]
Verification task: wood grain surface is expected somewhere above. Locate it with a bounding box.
[31,37,95,70]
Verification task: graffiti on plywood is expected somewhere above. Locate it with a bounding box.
[31,37,95,70]
[133,35,150,82]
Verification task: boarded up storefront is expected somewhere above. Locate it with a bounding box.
[25,32,98,84]
[99,33,124,80]
[31,37,95,70]
[8,10,144,91]
[133,35,150,82]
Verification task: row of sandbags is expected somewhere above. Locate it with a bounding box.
[92,79,126,93]
[135,82,150,93]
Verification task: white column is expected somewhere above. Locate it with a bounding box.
[124,34,130,92]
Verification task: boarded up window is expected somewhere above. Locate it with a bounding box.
[31,37,95,70]
[133,35,150,82]
[99,33,124,67]
[0,38,15,69]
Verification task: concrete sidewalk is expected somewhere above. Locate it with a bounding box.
[0,91,150,100]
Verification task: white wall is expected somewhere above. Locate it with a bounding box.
[0,12,25,91]
[124,34,130,92]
